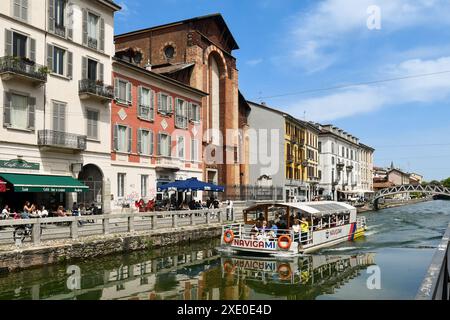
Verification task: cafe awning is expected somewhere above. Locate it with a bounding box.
[0,173,89,193]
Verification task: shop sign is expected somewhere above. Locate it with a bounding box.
[0,159,40,171]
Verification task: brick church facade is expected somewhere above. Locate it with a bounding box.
[115,14,250,194]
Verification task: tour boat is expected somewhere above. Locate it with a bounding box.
[220,202,367,256]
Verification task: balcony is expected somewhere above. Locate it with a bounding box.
[309,176,320,184]
[337,163,345,171]
[155,156,182,171]
[346,165,354,172]
[88,37,98,50]
[38,130,87,153]
[286,156,294,164]
[0,56,48,85]
[79,79,114,103]
[55,25,66,38]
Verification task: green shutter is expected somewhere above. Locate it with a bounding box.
[113,124,118,151]
[29,38,36,62]
[5,30,12,56]
[48,0,55,32]
[82,9,87,46]
[127,127,132,153]
[137,86,142,117]
[67,51,73,79]
[13,0,21,18]
[99,18,105,52]
[157,92,162,112]
[27,96,35,130]
[3,92,11,127]
[21,0,28,21]
[66,2,73,40]
[47,44,54,72]
[81,56,87,80]
[168,135,172,157]
[150,90,155,121]
[137,129,142,154]
[168,96,173,114]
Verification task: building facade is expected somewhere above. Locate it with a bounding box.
[0,0,120,212]
[114,14,250,198]
[315,124,374,200]
[247,101,320,202]
[110,52,207,212]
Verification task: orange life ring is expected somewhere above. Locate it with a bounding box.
[277,263,292,280]
[223,261,236,274]
[277,235,292,250]
[223,229,235,244]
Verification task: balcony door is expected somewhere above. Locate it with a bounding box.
[13,32,27,58]
[87,59,97,81]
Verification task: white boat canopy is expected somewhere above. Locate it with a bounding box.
[278,201,355,215]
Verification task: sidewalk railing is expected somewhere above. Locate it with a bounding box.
[416,223,450,300]
[0,208,243,246]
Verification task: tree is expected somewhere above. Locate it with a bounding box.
[441,177,450,188]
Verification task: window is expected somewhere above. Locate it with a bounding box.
[138,129,153,155]
[10,93,28,129]
[164,46,175,59]
[331,142,335,154]
[138,87,154,121]
[158,133,171,157]
[191,139,199,161]
[114,125,131,153]
[13,0,28,21]
[318,141,322,153]
[158,93,173,114]
[53,47,65,75]
[87,110,99,140]
[114,79,132,105]
[190,103,200,122]
[88,59,97,81]
[55,0,65,29]
[141,175,148,198]
[175,99,187,129]
[87,12,99,48]
[177,136,185,159]
[117,173,125,198]
[332,157,335,165]
[13,32,27,58]
[52,102,66,132]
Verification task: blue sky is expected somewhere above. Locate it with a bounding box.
[115,0,450,181]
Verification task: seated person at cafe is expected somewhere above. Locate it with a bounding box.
[56,206,66,217]
[1,205,10,220]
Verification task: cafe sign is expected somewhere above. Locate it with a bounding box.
[0,159,40,171]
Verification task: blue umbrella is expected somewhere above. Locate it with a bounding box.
[158,178,224,192]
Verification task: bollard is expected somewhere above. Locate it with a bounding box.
[206,211,210,224]
[218,210,223,223]
[128,215,134,232]
[172,213,178,228]
[151,215,157,230]
[70,219,78,239]
[103,217,110,234]
[32,222,41,245]
[190,213,194,226]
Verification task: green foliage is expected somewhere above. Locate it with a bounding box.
[441,177,450,188]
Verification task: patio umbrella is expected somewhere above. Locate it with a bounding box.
[158,178,224,192]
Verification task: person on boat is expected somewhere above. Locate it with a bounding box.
[292,219,301,233]
[300,217,310,243]
[268,221,278,238]
[250,221,261,239]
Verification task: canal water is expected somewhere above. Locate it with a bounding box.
[0,200,449,300]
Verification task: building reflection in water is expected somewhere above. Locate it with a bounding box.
[0,239,375,300]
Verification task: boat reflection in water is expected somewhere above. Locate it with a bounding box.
[0,238,375,300]
[220,253,376,299]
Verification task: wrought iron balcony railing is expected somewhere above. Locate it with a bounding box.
[0,56,48,83]
[38,130,87,151]
[88,37,98,50]
[79,79,114,100]
[175,115,188,129]
[55,24,66,38]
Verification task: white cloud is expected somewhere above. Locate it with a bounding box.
[285,0,450,72]
[284,56,450,121]
[246,58,263,66]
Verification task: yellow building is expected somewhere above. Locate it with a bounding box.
[285,116,320,201]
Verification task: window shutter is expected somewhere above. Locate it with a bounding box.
[137,86,142,106]
[13,0,20,18]
[98,62,104,82]
[114,78,119,99]
[150,131,154,155]
[126,82,132,105]
[127,127,132,153]
[157,133,161,156]
[157,92,162,112]
[5,30,12,56]
[137,129,142,154]
[168,96,173,114]
[188,102,193,121]
[67,51,73,79]
[99,18,105,52]
[168,135,172,157]
[3,92,11,127]
[82,9,87,46]
[196,105,201,122]
[47,44,54,72]
[29,37,36,62]
[21,0,28,21]
[150,90,155,121]
[48,0,55,32]
[27,96,35,130]
[81,56,87,80]
[66,2,73,40]
[113,124,118,151]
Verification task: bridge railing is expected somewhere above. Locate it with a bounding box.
[0,208,244,246]
[416,223,450,300]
